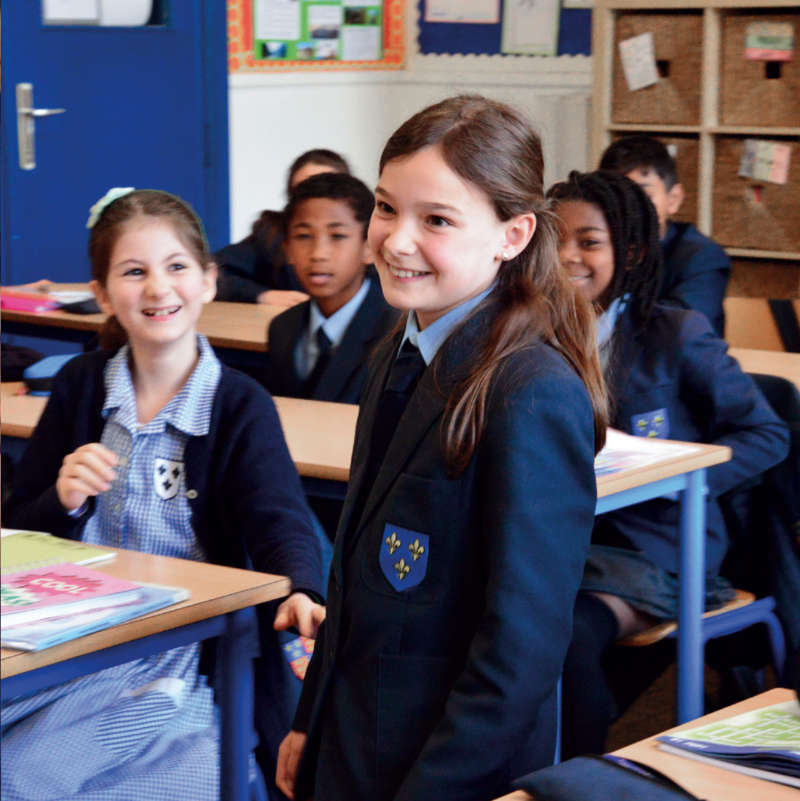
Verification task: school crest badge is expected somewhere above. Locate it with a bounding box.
[631,408,669,439]
[379,524,429,592]
[154,458,183,500]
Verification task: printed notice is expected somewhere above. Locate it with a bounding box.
[425,0,500,24]
[745,21,794,61]
[501,0,560,56]
[739,139,792,185]
[619,32,659,91]
[256,0,301,41]
[342,25,381,60]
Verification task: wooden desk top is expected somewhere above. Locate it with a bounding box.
[495,688,798,801]
[1,384,729,486]
[1,283,280,352]
[0,383,359,482]
[1,546,291,678]
[730,347,800,392]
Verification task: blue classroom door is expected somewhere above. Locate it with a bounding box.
[1,1,229,287]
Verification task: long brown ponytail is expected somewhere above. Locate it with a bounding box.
[379,95,607,471]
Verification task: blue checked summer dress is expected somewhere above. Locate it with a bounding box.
[1,337,227,801]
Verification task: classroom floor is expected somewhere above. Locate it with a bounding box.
[607,658,779,750]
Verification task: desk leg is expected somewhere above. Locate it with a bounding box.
[677,468,706,724]
[220,608,253,801]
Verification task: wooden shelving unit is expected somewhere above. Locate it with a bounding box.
[591,0,799,296]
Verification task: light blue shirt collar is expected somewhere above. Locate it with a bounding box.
[102,334,221,436]
[309,277,371,348]
[596,294,628,348]
[400,284,494,366]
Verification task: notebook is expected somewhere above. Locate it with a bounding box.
[1,529,115,574]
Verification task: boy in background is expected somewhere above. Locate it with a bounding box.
[599,135,730,337]
[264,172,398,404]
[264,171,398,542]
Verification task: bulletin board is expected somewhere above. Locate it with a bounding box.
[417,1,592,57]
[227,0,406,72]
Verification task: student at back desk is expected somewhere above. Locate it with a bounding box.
[263,172,398,542]
[599,135,730,338]
[215,149,351,307]
[264,172,398,404]
[547,170,788,760]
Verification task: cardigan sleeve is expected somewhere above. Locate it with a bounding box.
[5,357,100,538]
[216,379,324,599]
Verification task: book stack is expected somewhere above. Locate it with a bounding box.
[1,531,189,651]
[657,699,800,788]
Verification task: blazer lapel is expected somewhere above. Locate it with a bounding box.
[344,303,494,543]
[607,309,644,405]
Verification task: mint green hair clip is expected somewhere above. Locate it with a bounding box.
[86,187,136,229]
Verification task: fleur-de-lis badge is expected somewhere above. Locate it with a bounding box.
[408,538,425,561]
[386,532,402,555]
[380,524,429,592]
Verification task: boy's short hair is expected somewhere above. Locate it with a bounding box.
[283,173,374,238]
[599,135,678,189]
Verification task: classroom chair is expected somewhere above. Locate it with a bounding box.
[617,372,800,706]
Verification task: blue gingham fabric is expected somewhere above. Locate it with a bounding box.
[1,337,226,801]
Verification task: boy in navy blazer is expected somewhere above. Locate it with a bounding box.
[600,135,731,337]
[265,172,398,405]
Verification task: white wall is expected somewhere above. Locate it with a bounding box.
[227,11,592,241]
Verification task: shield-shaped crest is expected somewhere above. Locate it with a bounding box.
[631,408,669,439]
[154,458,184,500]
[379,524,429,592]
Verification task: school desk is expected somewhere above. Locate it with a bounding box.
[0,382,729,723]
[493,687,798,801]
[731,347,800,393]
[1,282,280,352]
[1,546,291,801]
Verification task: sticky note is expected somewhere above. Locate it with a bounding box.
[619,32,659,91]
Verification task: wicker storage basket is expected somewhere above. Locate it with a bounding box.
[720,11,800,128]
[612,12,703,125]
[712,136,800,252]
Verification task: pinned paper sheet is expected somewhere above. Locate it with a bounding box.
[738,139,792,185]
[619,32,659,91]
[425,0,500,23]
[745,21,794,61]
[501,0,560,56]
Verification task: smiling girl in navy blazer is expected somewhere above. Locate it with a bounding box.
[547,170,789,758]
[274,96,608,801]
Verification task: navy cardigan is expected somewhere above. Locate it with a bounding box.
[5,350,324,600]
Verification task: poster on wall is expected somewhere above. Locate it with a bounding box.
[228,0,405,72]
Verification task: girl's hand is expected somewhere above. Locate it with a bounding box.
[256,289,309,308]
[274,592,326,639]
[56,443,119,513]
[276,730,307,800]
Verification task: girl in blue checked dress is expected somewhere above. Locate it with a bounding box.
[3,189,325,801]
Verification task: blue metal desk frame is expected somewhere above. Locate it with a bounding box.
[596,468,707,724]
[2,608,256,800]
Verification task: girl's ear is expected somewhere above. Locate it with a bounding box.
[360,239,373,267]
[90,279,114,316]
[201,262,218,303]
[666,182,685,217]
[501,212,537,260]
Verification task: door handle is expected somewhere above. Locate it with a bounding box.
[16,83,66,170]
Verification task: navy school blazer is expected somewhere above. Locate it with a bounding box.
[291,301,598,801]
[265,276,399,404]
[660,221,731,338]
[596,304,788,577]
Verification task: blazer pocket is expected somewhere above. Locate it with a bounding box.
[360,472,467,604]
[376,653,452,790]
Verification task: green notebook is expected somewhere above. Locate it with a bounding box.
[1,529,115,574]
